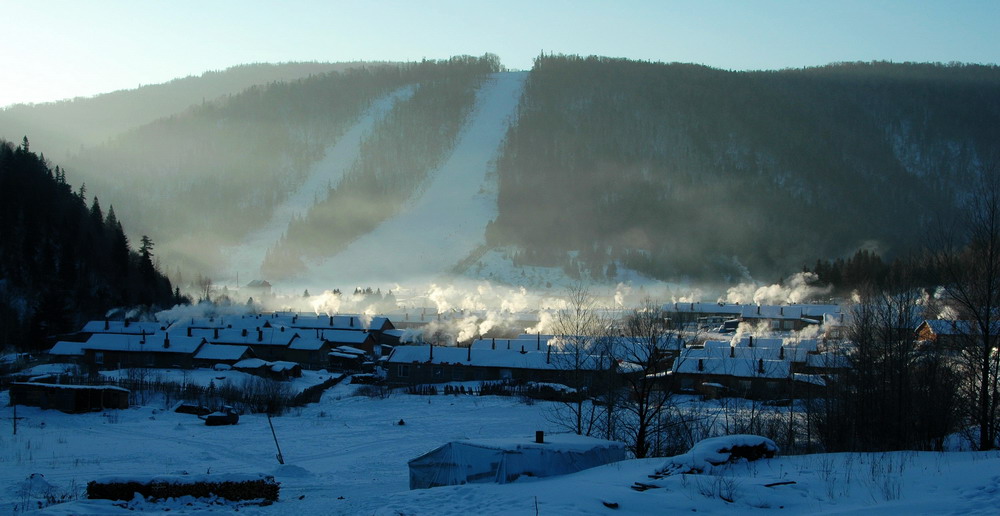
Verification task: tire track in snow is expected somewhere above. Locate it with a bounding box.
[224,86,415,279]
[301,71,527,287]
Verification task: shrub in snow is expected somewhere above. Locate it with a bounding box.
[656,435,778,476]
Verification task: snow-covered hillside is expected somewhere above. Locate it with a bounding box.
[224,87,415,278]
[296,72,527,288]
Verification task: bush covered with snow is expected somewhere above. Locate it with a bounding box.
[656,434,778,476]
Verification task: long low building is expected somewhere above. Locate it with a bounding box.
[49,312,399,372]
[384,343,612,387]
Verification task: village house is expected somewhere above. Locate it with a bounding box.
[284,332,333,370]
[915,319,1000,351]
[232,358,302,380]
[48,313,404,373]
[50,332,207,370]
[10,382,130,413]
[662,302,843,333]
[671,337,828,399]
[384,339,611,388]
[191,344,253,368]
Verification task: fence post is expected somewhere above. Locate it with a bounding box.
[267,414,285,464]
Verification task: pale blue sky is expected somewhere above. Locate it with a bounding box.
[1,0,997,107]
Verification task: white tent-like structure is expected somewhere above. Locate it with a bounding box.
[408,433,627,489]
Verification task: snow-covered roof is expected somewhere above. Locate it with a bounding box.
[663,303,843,321]
[320,329,374,344]
[202,327,297,347]
[451,433,626,453]
[387,345,606,371]
[335,345,366,355]
[277,313,392,331]
[270,361,299,372]
[49,341,86,356]
[12,382,129,392]
[287,334,326,351]
[193,344,249,361]
[80,333,206,354]
[674,357,791,379]
[81,320,165,335]
[689,338,818,362]
[471,338,546,351]
[233,358,268,369]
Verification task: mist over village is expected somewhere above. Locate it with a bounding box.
[1,2,1000,514]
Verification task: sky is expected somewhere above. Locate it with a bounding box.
[1,0,998,108]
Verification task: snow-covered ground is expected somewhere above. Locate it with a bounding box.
[223,86,415,280]
[3,383,1000,515]
[299,72,528,288]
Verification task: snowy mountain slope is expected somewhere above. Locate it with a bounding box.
[297,72,527,288]
[224,87,415,279]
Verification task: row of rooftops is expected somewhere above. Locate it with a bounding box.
[82,312,393,335]
[662,302,845,322]
[384,333,849,381]
[50,312,393,365]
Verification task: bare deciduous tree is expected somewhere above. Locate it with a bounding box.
[614,298,682,458]
[546,285,613,436]
[933,172,1000,450]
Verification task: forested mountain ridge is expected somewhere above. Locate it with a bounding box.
[0,62,373,162]
[0,139,175,350]
[3,55,997,287]
[47,56,503,276]
[492,56,1000,281]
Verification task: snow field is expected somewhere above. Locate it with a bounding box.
[2,385,1000,514]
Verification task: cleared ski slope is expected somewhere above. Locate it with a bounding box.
[224,86,415,279]
[301,72,527,288]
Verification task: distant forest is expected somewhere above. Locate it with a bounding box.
[492,56,1000,281]
[0,139,175,351]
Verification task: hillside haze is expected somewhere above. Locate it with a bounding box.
[3,55,998,291]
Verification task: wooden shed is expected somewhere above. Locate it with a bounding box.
[10,382,129,413]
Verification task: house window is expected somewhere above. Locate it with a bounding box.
[782,320,795,330]
[770,320,780,330]
[95,352,104,365]
[433,366,443,379]
[398,365,410,377]
[499,369,513,380]
[453,367,465,381]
